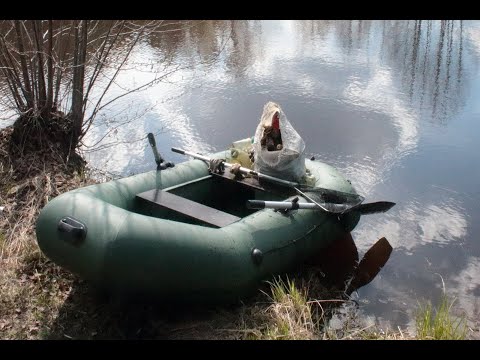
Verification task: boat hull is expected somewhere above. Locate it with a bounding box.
[36,149,361,304]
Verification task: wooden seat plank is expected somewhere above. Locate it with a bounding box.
[136,189,241,228]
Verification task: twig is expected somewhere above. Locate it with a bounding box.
[341,324,375,340]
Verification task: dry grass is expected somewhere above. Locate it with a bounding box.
[0,126,97,339]
[242,275,416,340]
[0,127,94,262]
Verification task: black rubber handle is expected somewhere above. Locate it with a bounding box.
[246,200,265,209]
[171,147,185,155]
[58,216,87,244]
[148,133,164,167]
[147,132,156,147]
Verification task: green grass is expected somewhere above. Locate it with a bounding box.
[262,277,315,339]
[255,276,413,340]
[415,294,467,340]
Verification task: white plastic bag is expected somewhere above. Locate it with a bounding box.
[253,102,306,182]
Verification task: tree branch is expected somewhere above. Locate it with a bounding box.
[83,21,124,112]
[46,20,54,112]
[32,20,47,111]
[79,24,143,140]
[71,20,88,141]
[13,20,34,110]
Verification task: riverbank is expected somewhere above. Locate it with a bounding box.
[0,125,466,340]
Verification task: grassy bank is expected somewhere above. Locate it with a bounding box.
[0,126,471,340]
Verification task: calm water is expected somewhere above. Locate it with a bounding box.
[11,20,480,333]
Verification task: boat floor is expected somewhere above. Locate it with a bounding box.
[135,171,291,228]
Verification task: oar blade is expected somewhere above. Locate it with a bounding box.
[346,237,392,294]
[307,232,359,288]
[356,201,396,215]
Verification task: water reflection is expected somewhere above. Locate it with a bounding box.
[450,260,480,326]
[297,21,469,126]
[225,21,260,79]
[354,197,467,252]
[351,187,475,332]
[340,67,418,194]
[419,204,467,243]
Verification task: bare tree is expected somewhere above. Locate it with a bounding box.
[0,20,191,159]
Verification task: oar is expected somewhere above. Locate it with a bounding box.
[148,133,174,170]
[345,237,392,295]
[345,201,396,215]
[247,199,396,215]
[171,147,299,188]
[307,233,392,295]
[148,133,164,168]
[171,147,365,209]
[307,232,359,289]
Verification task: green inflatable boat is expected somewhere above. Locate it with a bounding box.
[36,138,393,304]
